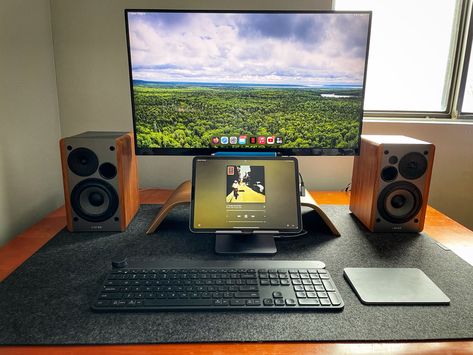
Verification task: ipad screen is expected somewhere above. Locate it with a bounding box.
[191,157,301,233]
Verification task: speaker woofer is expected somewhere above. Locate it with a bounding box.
[377,181,422,224]
[70,178,119,222]
[68,148,99,177]
[399,152,428,180]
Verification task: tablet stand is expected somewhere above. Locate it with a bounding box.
[146,180,340,237]
[215,234,277,255]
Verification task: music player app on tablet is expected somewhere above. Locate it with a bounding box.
[192,158,301,232]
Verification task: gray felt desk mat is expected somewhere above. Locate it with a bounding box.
[0,204,473,345]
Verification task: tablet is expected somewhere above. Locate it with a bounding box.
[191,156,302,234]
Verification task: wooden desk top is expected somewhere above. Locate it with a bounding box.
[1,189,473,355]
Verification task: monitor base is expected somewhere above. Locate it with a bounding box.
[215,234,277,255]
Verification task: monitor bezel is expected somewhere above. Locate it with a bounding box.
[190,156,302,234]
[125,9,372,156]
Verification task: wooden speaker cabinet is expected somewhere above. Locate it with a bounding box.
[60,132,139,232]
[350,135,435,233]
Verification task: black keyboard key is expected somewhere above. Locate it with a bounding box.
[328,292,342,306]
[322,280,335,291]
[230,299,246,306]
[234,292,259,298]
[320,298,331,306]
[239,285,258,291]
[246,299,261,306]
[274,299,285,306]
[95,300,111,307]
[103,287,120,292]
[111,300,126,307]
[272,291,283,298]
[298,298,320,306]
[285,298,296,306]
[213,299,225,306]
[241,274,256,279]
[263,298,274,306]
[144,299,212,307]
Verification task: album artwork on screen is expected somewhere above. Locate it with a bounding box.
[226,165,265,204]
[126,11,371,152]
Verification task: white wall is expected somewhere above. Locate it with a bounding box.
[0,0,63,246]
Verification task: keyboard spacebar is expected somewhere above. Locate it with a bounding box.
[143,299,213,307]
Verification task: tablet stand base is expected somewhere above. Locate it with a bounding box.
[215,234,277,255]
[146,180,340,237]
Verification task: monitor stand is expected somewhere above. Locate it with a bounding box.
[215,234,277,255]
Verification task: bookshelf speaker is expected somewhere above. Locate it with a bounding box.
[59,132,139,232]
[350,135,435,233]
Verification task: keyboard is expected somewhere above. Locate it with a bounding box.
[92,260,344,311]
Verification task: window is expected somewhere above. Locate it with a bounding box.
[335,0,472,118]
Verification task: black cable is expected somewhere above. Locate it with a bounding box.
[299,172,306,196]
[274,229,308,240]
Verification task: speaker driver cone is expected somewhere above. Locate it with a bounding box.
[68,148,99,176]
[377,182,422,224]
[399,152,428,180]
[71,179,119,222]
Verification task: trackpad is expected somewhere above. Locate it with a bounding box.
[344,268,450,305]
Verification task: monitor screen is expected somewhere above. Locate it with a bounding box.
[191,157,301,232]
[125,10,371,155]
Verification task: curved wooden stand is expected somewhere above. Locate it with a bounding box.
[146,180,340,236]
[146,180,192,234]
[300,188,340,237]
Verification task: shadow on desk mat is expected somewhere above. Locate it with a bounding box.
[0,204,472,345]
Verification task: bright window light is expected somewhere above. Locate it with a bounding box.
[335,0,460,112]
[461,52,473,113]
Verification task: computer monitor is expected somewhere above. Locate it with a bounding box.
[125,10,371,156]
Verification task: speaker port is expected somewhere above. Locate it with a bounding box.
[381,166,398,182]
[99,162,117,179]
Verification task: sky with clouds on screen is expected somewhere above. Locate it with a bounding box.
[128,12,370,86]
